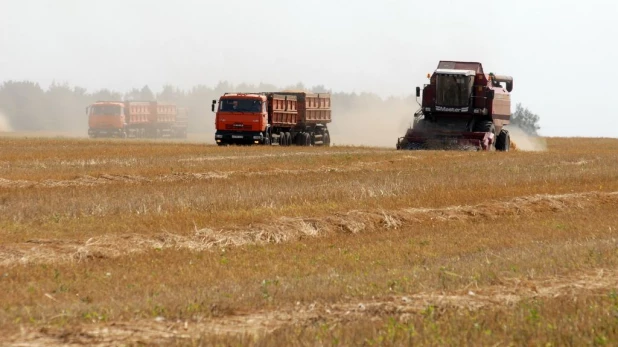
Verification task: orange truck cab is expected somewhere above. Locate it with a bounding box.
[212,93,270,145]
[87,102,126,138]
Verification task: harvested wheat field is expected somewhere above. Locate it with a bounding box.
[1,136,618,346]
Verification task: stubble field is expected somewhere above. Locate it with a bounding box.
[1,136,618,346]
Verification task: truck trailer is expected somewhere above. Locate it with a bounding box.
[87,101,188,139]
[173,107,189,139]
[211,92,332,146]
[397,61,513,151]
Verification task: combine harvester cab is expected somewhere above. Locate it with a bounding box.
[397,61,513,151]
[212,92,331,146]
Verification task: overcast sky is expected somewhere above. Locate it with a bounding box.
[1,0,617,136]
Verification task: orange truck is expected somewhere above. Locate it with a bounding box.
[211,92,332,146]
[87,101,188,138]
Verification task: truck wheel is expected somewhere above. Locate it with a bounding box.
[323,132,331,147]
[496,129,510,152]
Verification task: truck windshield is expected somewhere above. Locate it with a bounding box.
[91,105,121,116]
[436,75,474,107]
[219,99,262,112]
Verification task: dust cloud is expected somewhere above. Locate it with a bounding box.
[0,85,547,151]
[327,98,551,151]
[506,125,547,151]
[329,95,416,148]
[0,110,13,132]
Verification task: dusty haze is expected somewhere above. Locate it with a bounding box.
[0,80,421,147]
[0,82,565,149]
[506,126,548,152]
[1,1,617,138]
[0,111,13,132]
[330,96,415,147]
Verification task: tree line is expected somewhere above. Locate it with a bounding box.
[0,80,540,136]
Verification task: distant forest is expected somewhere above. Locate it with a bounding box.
[0,81,416,143]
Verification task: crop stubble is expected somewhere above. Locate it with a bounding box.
[1,137,618,346]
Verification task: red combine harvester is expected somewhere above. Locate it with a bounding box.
[397,61,513,151]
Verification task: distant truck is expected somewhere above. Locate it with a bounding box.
[211,92,332,146]
[174,107,189,139]
[87,101,188,139]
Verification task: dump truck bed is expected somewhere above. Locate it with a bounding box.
[125,101,177,125]
[275,92,331,125]
[269,94,299,127]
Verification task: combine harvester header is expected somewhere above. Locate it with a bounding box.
[397,61,514,151]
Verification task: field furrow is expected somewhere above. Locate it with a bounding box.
[6,269,617,346]
[1,190,616,266]
[2,137,618,345]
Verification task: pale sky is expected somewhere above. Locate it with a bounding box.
[1,0,617,137]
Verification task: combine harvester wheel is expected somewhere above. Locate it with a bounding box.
[495,129,510,152]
